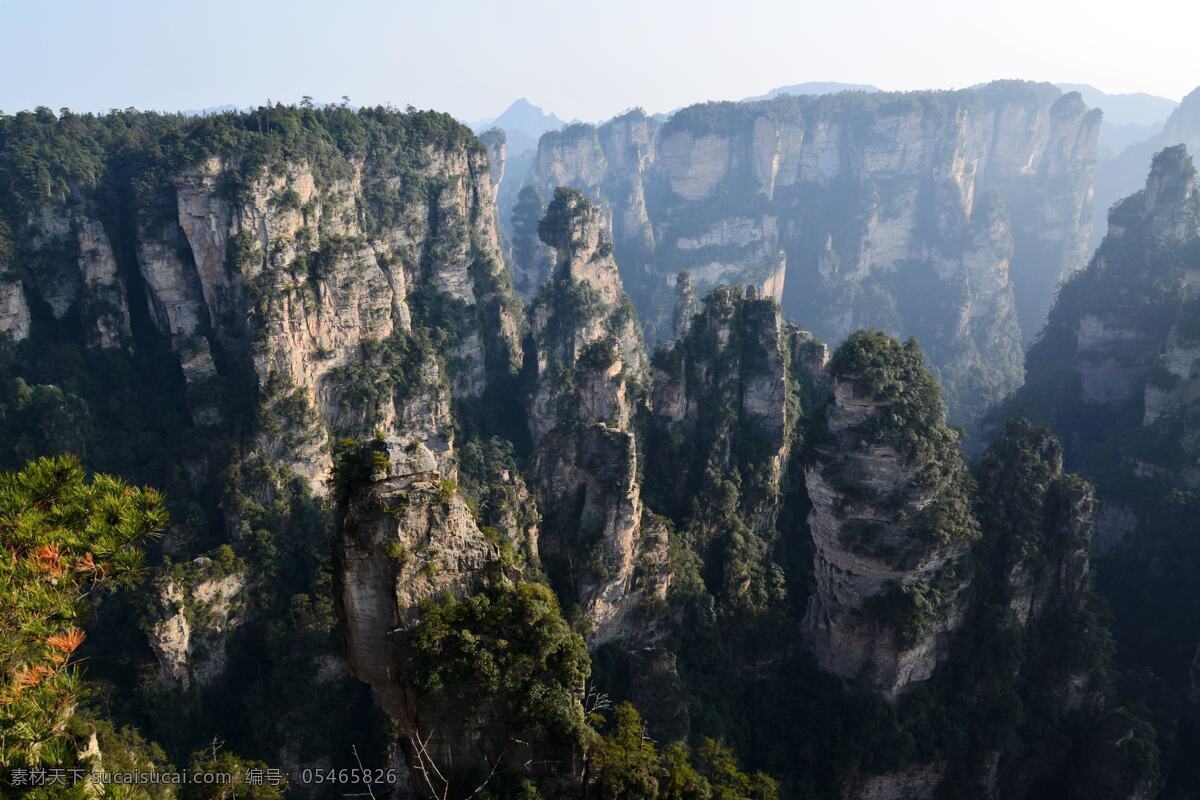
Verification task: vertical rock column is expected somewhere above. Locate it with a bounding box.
[528,187,669,644]
[802,332,978,699]
[0,271,30,341]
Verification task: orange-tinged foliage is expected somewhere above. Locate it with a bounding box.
[47,629,85,656]
[1,456,166,766]
[31,544,65,577]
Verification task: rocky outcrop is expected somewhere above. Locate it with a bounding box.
[528,188,669,644]
[648,282,811,532]
[670,270,700,341]
[6,114,524,488]
[1004,477,1093,636]
[0,108,535,788]
[802,333,977,699]
[642,282,832,623]
[146,556,246,690]
[1022,145,1200,484]
[0,271,30,341]
[173,147,518,472]
[333,437,580,795]
[1091,86,1200,250]
[525,82,1099,422]
[0,105,1171,798]
[976,418,1102,711]
[334,437,498,715]
[478,128,506,205]
[14,202,131,348]
[994,146,1200,798]
[333,436,498,789]
[813,373,1151,799]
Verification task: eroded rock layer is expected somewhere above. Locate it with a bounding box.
[4,112,523,485]
[528,188,670,644]
[518,81,1100,422]
[802,333,978,698]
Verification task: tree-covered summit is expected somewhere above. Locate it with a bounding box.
[0,103,483,224]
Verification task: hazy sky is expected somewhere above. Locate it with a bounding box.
[2,0,1197,123]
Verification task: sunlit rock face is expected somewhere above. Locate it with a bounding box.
[527,188,670,646]
[522,81,1100,423]
[0,271,30,342]
[332,437,580,795]
[9,130,523,488]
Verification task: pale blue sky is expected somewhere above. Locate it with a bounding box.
[2,0,1196,122]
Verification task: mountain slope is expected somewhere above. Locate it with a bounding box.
[0,103,1161,800]
[1000,143,1200,796]
[0,104,526,791]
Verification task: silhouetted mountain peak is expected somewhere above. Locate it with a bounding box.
[487,98,565,137]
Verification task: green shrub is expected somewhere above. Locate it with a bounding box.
[409,582,591,747]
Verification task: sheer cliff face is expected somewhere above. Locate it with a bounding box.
[803,350,1152,798]
[645,281,827,619]
[0,268,31,341]
[524,82,1100,423]
[2,108,1161,797]
[528,188,669,644]
[962,419,1156,800]
[1012,129,1200,798]
[802,335,978,699]
[14,203,131,349]
[0,109,531,782]
[649,279,825,533]
[1022,145,1200,493]
[333,438,503,779]
[4,126,522,486]
[996,146,1200,799]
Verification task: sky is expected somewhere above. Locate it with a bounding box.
[2,0,1197,123]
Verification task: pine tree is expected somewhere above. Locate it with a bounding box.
[0,456,166,766]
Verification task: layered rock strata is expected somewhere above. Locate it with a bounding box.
[333,437,572,794]
[528,188,669,644]
[4,118,523,485]
[146,556,247,690]
[521,81,1100,422]
[649,279,819,532]
[802,334,977,699]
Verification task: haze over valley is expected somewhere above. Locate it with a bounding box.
[2,3,1199,799]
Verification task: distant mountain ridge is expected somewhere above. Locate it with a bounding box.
[1090,86,1200,246]
[1056,83,1179,157]
[472,97,566,152]
[741,81,879,101]
[471,98,570,256]
[518,80,1101,425]
[1055,83,1178,127]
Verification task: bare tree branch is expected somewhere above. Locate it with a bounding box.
[343,744,378,800]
